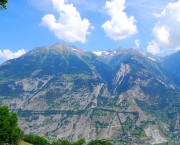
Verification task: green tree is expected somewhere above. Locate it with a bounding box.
[52,140,72,145]
[0,0,8,10]
[73,138,85,145]
[87,140,113,145]
[52,138,85,145]
[0,106,23,145]
[23,134,51,145]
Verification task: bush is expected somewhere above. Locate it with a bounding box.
[52,138,85,145]
[87,140,113,145]
[52,140,72,145]
[23,134,50,145]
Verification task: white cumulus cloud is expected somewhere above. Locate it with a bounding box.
[134,39,140,48]
[147,41,161,54]
[147,0,180,55]
[102,0,138,40]
[0,49,26,60]
[41,0,93,43]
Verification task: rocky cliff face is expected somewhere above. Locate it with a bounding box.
[0,43,179,144]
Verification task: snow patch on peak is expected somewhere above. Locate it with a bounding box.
[93,51,110,56]
[93,50,118,56]
[148,57,156,62]
[72,48,78,51]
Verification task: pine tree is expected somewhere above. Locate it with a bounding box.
[0,106,23,145]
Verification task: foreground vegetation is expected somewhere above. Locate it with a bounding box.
[23,135,112,145]
[20,141,32,145]
[0,106,23,145]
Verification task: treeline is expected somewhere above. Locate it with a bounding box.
[0,106,112,145]
[23,134,112,145]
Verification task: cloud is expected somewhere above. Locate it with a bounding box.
[147,41,161,54]
[102,0,138,40]
[69,0,101,12]
[147,0,180,54]
[41,0,93,43]
[134,39,140,48]
[0,49,26,60]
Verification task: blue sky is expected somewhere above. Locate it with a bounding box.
[0,0,180,63]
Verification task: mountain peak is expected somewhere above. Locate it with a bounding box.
[27,43,82,56]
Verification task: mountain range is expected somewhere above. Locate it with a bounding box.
[0,43,179,145]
